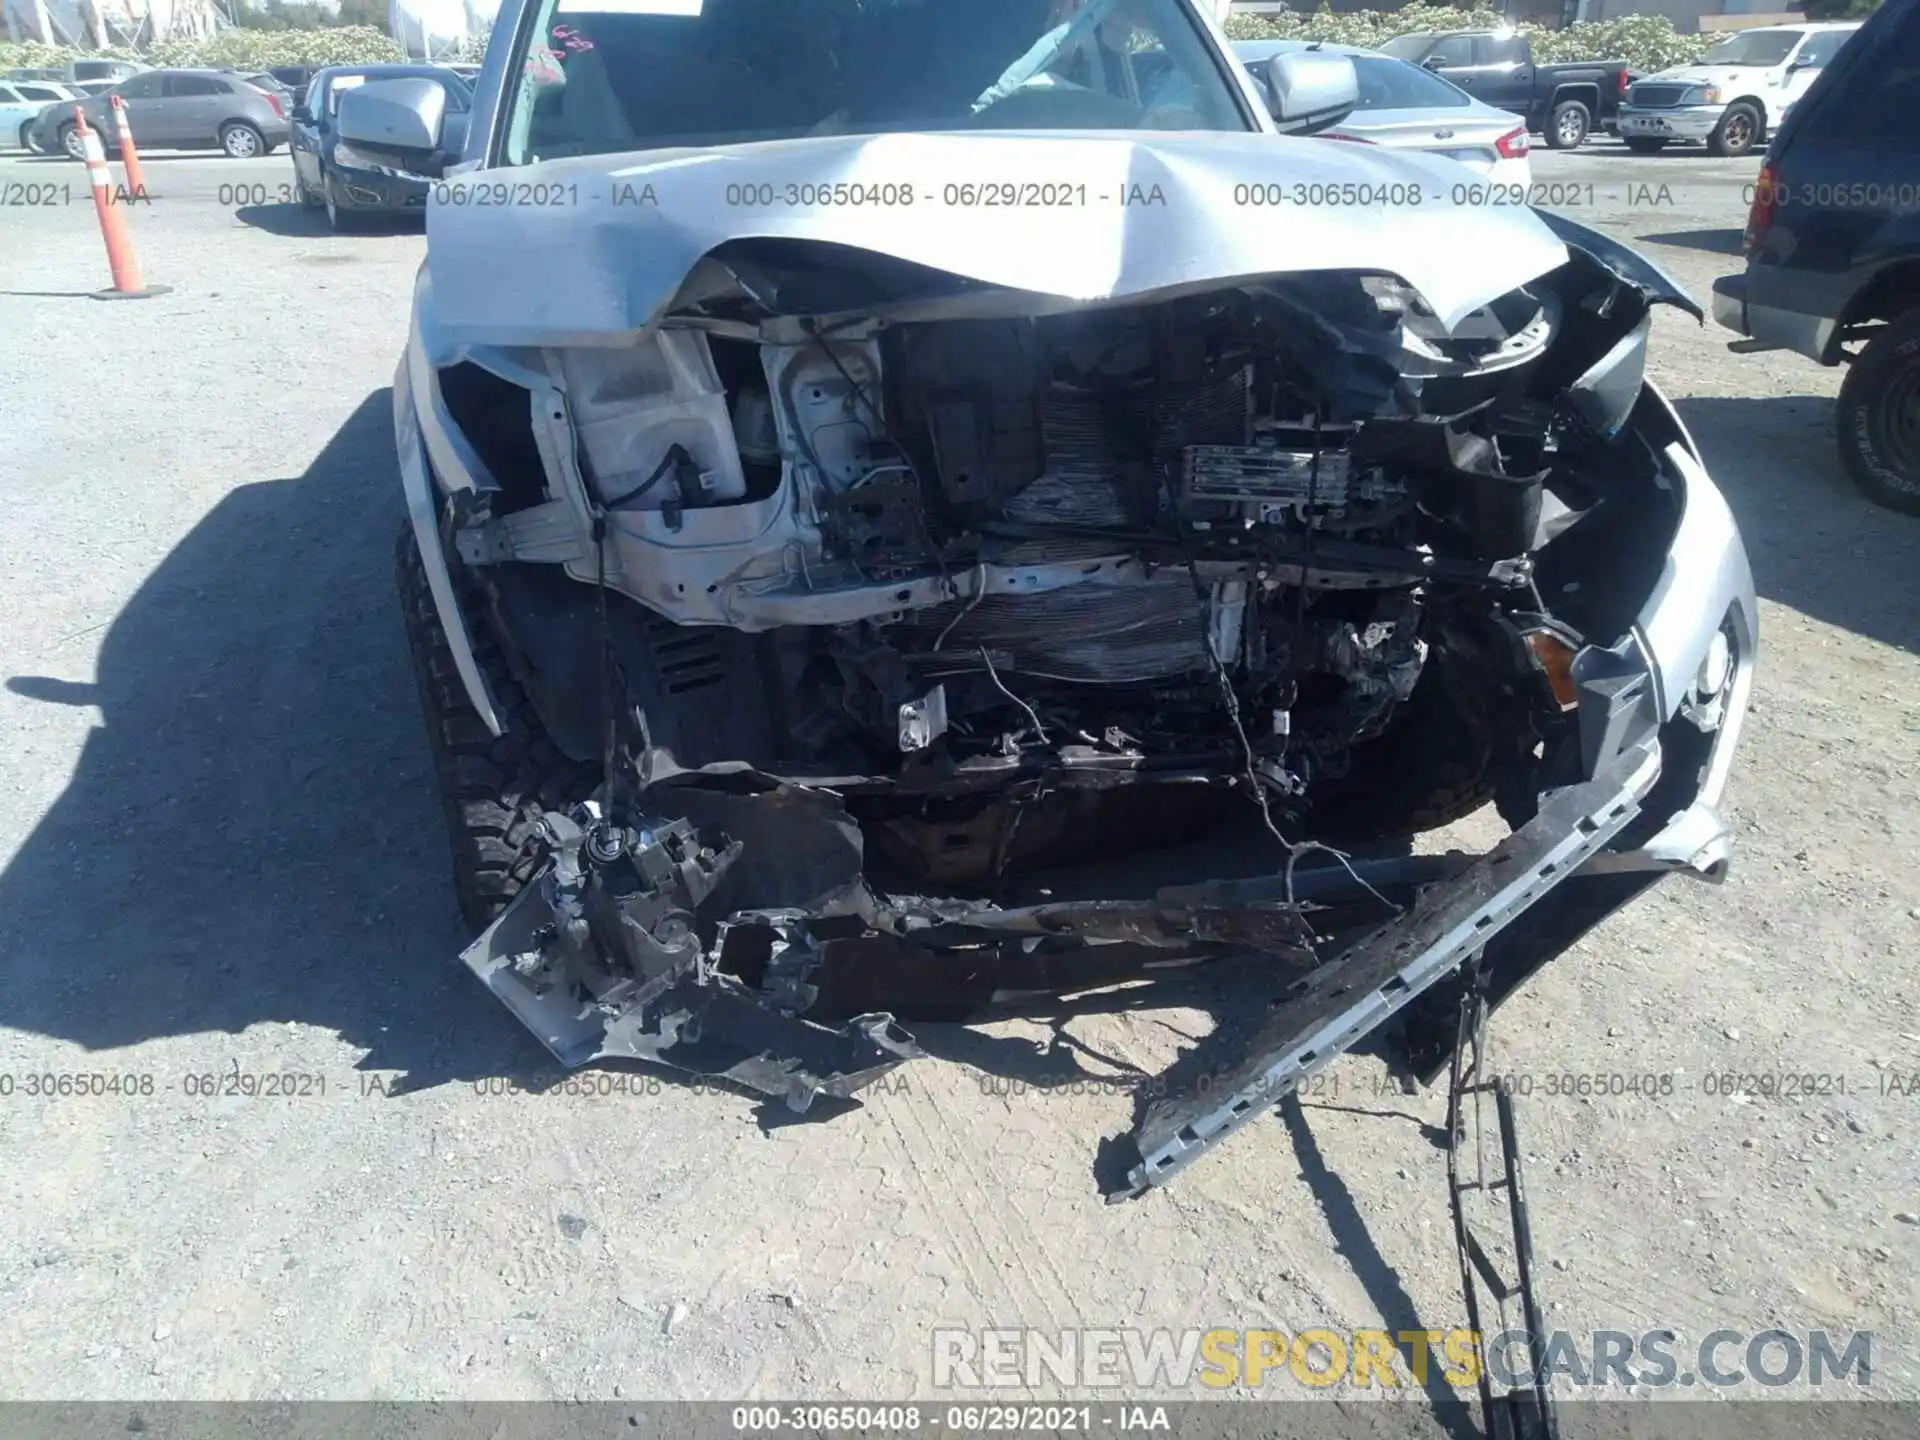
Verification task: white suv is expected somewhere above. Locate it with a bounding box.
[1617,22,1861,156]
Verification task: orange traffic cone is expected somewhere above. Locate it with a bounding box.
[74,109,168,301]
[108,93,148,201]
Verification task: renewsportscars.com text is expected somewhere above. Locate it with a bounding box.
[933,1327,1871,1392]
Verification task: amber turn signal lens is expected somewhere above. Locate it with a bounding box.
[1525,630,1581,712]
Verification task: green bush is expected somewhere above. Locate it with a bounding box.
[6,5,1709,78]
[0,24,406,72]
[1223,3,1712,71]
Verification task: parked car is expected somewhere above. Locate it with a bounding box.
[354,0,1754,1197]
[1377,28,1634,149]
[27,68,290,160]
[1617,22,1861,158]
[289,65,472,230]
[1236,39,1531,187]
[66,59,144,84]
[0,79,80,152]
[1712,0,1920,511]
[226,69,295,108]
[268,66,317,108]
[7,60,148,85]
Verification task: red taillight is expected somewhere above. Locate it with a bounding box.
[266,91,284,118]
[1495,125,1529,159]
[1744,161,1778,255]
[1618,70,1631,94]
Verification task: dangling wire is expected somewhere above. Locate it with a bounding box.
[1176,412,1400,919]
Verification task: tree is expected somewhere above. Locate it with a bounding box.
[335,0,388,29]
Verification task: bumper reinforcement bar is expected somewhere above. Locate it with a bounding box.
[1111,730,1663,1198]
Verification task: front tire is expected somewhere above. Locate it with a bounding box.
[1836,309,1920,516]
[397,524,597,932]
[59,123,83,161]
[18,121,35,152]
[1546,99,1590,150]
[1708,103,1761,158]
[1622,135,1669,154]
[1309,640,1527,843]
[220,121,263,158]
[324,179,358,232]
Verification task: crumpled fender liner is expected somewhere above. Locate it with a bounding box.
[1111,727,1664,1198]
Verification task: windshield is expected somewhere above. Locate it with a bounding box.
[500,0,1251,165]
[1700,30,1802,66]
[1352,55,1470,109]
[1377,33,1434,61]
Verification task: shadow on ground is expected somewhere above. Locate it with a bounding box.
[1636,227,1745,256]
[1676,393,1920,653]
[0,389,552,1090]
[235,201,422,238]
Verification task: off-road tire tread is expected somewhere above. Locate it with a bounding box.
[396,524,597,933]
[1836,308,1920,516]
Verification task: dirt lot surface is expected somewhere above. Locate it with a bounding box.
[1,139,1916,1413]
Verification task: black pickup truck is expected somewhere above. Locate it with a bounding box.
[1379,30,1635,149]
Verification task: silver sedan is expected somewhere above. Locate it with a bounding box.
[1234,39,1533,187]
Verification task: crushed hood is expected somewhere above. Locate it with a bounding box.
[425,130,1573,346]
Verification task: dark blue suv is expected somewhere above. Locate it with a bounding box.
[1712,0,1920,514]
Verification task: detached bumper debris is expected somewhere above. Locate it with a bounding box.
[460,722,1662,1190]
[463,805,925,1110]
[463,783,1327,1115]
[1116,730,1661,1197]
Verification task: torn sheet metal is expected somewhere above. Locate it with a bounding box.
[457,784,1330,1112]
[462,845,923,1110]
[424,131,1573,345]
[1533,209,1703,322]
[1113,728,1664,1197]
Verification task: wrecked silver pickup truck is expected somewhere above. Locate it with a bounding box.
[344,0,1755,1195]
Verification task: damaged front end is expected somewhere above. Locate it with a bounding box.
[399,152,1754,1192]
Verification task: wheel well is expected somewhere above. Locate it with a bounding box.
[1551,84,1599,112]
[1725,95,1768,125]
[1833,260,1920,359]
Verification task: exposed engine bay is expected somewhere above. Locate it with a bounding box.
[453,266,1603,870]
[419,216,1738,1195]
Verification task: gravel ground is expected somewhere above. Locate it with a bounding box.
[1,140,1916,1412]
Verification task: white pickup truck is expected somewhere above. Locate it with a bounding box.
[1616,21,1861,157]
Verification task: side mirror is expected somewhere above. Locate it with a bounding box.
[336,77,447,166]
[1264,52,1360,136]
[290,104,311,123]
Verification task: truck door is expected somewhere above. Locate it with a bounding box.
[1419,32,1480,96]
[1466,33,1535,115]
